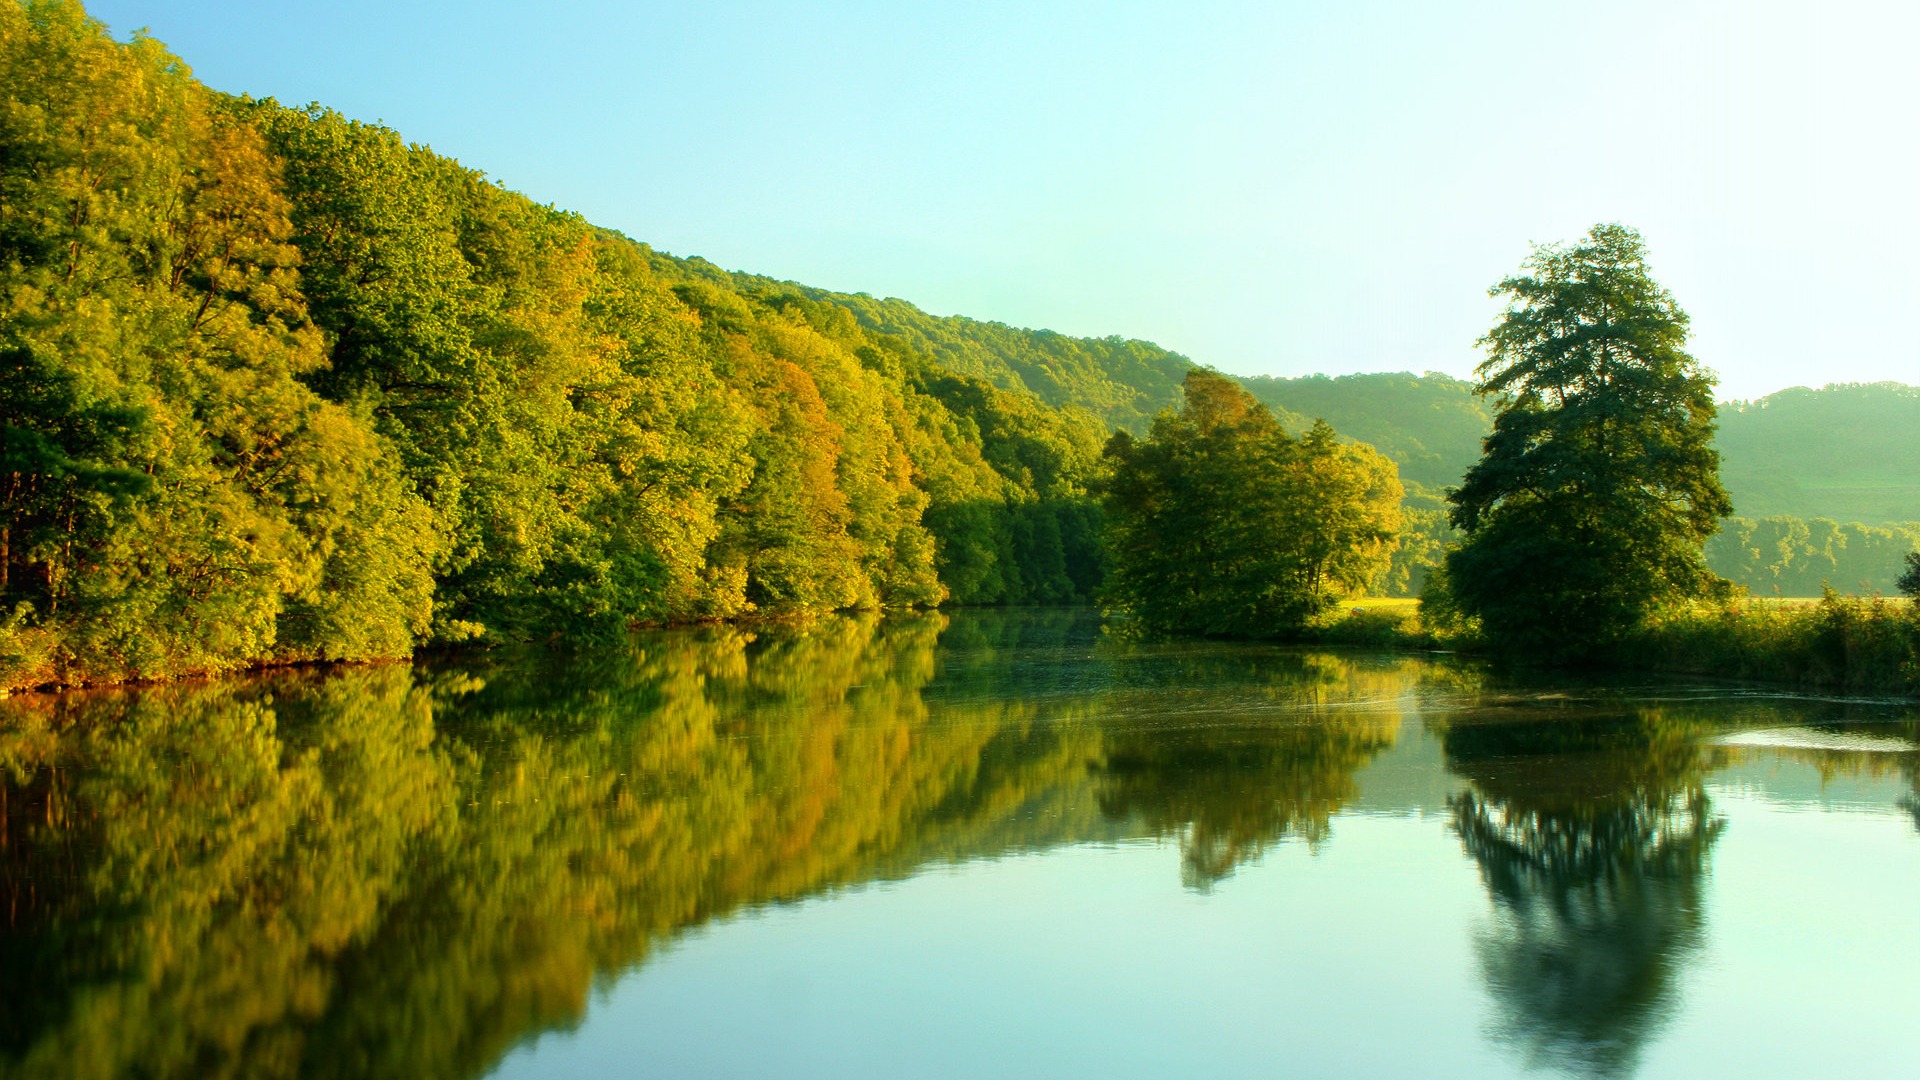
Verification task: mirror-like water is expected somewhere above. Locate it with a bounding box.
[2,609,1916,1079]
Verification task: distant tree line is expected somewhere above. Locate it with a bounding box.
[1707,517,1920,598]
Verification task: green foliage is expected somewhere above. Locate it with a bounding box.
[0,1,1132,689]
[754,283,1196,433]
[0,0,438,686]
[1705,516,1920,597]
[1100,370,1402,637]
[1443,225,1733,661]
[1624,594,1920,696]
[1237,370,1493,493]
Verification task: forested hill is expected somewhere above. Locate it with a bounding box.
[5,3,1916,696]
[0,1,1144,690]
[1237,374,1920,528]
[1236,372,1490,492]
[1717,383,1920,524]
[745,274,1198,434]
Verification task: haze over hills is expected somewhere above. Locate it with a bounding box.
[1718,383,1920,524]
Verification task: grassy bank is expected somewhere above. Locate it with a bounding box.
[1313,593,1920,696]
[1303,598,1438,649]
[1624,594,1918,696]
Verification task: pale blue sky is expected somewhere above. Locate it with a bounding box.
[85,0,1920,399]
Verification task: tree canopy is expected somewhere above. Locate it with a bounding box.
[1440,224,1732,658]
[0,0,1124,690]
[1099,370,1401,637]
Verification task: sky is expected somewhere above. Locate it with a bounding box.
[82,0,1920,400]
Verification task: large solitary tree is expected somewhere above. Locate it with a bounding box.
[1441,224,1732,658]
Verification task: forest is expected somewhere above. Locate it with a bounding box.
[3,2,1917,694]
[0,1,1156,689]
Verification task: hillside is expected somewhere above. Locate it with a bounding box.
[0,3,1149,688]
[1236,372,1490,493]
[640,254,1198,435]
[1718,383,1920,524]
[5,1,1916,696]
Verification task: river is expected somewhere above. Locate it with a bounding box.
[2,609,1915,1079]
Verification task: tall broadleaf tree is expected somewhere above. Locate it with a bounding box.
[1440,224,1732,659]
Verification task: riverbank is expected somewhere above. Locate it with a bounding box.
[0,605,910,698]
[11,595,1917,700]
[1309,594,1920,697]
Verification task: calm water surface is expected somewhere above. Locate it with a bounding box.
[3,610,1916,1079]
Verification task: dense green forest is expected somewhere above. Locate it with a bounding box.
[0,1,1155,689]
[1704,517,1920,597]
[1236,371,1491,493]
[1231,374,1920,596]
[1232,374,1920,530]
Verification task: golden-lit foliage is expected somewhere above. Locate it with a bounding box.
[0,1,1128,691]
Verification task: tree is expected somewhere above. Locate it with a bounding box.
[1898,550,1920,598]
[1440,224,1732,659]
[1100,370,1401,637]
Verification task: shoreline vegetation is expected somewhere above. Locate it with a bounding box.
[3,4,1917,699]
[1307,595,1920,698]
[11,594,1915,699]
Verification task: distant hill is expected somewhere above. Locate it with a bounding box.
[681,268,1919,593]
[1717,383,1920,524]
[1236,372,1490,493]
[658,252,1916,537]
[672,276,1501,498]
[1232,375,1920,528]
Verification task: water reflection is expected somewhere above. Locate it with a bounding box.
[1440,707,1726,1079]
[1094,652,1408,889]
[0,615,1915,1079]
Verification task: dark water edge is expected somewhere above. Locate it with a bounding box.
[3,608,1917,1079]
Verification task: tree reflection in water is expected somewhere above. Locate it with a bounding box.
[0,613,1443,1078]
[1094,653,1408,889]
[1442,707,1725,1080]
